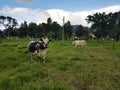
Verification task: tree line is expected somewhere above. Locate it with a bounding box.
[86,11,120,41]
[0,10,120,41]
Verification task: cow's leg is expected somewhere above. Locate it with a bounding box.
[75,44,77,48]
[43,50,47,63]
[37,51,41,63]
[83,43,86,49]
[85,43,87,49]
[43,56,46,64]
[31,53,34,60]
[43,54,46,64]
[84,44,86,49]
[37,51,40,57]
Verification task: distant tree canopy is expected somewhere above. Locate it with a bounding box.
[0,11,120,41]
[0,16,18,38]
[86,11,120,41]
[17,18,62,40]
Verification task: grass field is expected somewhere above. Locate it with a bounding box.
[0,39,120,90]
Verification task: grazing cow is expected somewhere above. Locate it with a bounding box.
[72,40,87,48]
[28,37,51,63]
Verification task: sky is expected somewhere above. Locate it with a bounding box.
[0,0,120,30]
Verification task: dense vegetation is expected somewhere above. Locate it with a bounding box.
[0,10,120,40]
[0,39,120,90]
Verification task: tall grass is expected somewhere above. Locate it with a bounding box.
[0,39,120,90]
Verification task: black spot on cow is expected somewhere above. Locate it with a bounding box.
[28,41,38,53]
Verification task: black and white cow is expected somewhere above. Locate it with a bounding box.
[28,37,51,63]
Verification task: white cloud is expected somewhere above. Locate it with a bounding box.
[0,5,120,30]
[92,5,120,14]
[17,0,35,3]
[0,25,5,30]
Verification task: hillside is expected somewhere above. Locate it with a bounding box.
[0,39,120,90]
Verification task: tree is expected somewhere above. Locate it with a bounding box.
[0,16,6,25]
[86,12,108,39]
[0,30,3,38]
[47,31,55,39]
[47,17,52,25]
[0,16,18,38]
[75,25,89,39]
[28,22,37,38]
[51,22,61,39]
[64,21,72,40]
[46,17,52,36]
[42,22,48,36]
[6,16,18,38]
[107,11,120,41]
[18,21,28,38]
[37,24,45,37]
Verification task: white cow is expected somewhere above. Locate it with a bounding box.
[72,40,87,48]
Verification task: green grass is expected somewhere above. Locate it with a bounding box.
[0,39,120,90]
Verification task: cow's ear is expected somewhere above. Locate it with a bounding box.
[49,39,52,42]
[40,38,43,41]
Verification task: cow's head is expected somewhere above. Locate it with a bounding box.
[40,37,51,48]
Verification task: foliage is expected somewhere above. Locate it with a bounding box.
[0,16,18,38]
[1,10,120,40]
[86,11,120,40]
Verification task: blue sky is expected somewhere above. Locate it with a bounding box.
[1,0,120,11]
[0,0,120,29]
